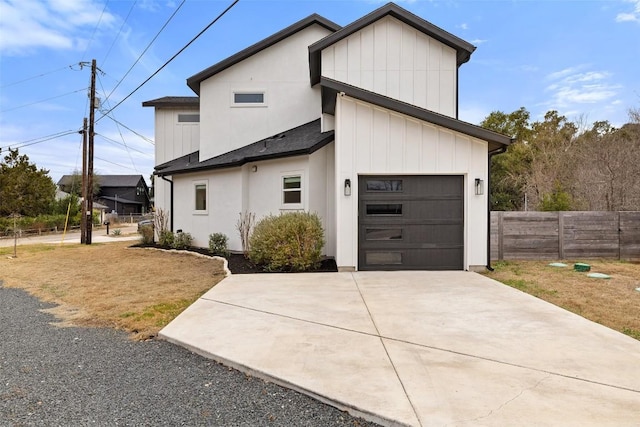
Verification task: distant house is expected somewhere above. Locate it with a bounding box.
[144,3,512,271]
[57,174,151,215]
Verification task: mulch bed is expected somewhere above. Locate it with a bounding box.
[131,244,337,274]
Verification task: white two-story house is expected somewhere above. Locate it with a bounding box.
[143,2,512,272]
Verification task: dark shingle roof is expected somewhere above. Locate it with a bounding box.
[155,120,334,176]
[309,2,476,85]
[142,96,199,108]
[320,77,513,152]
[186,14,341,95]
[57,175,147,188]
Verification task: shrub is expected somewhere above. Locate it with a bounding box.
[158,230,174,248]
[249,212,324,272]
[173,231,193,250]
[139,225,154,245]
[209,232,229,257]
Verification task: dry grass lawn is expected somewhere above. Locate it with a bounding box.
[484,259,640,340]
[0,241,226,340]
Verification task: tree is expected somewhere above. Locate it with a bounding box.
[0,148,57,216]
[481,107,533,211]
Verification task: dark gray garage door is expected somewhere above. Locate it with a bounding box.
[358,175,464,270]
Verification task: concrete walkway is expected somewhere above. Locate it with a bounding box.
[160,271,640,426]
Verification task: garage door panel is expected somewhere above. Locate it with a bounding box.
[359,175,464,271]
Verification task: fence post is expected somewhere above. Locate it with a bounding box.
[617,211,621,260]
[558,212,564,259]
[498,211,504,261]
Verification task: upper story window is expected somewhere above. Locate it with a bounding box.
[178,114,199,123]
[231,91,266,107]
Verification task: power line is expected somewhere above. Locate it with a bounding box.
[0,64,76,89]
[98,112,155,144]
[102,0,137,66]
[97,0,240,121]
[95,155,138,171]
[104,0,186,104]
[3,130,79,150]
[81,0,111,62]
[95,133,152,156]
[0,88,86,113]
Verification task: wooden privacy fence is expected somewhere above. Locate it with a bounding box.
[490,211,640,261]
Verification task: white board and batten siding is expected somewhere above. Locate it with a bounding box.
[198,24,333,162]
[321,15,457,117]
[153,108,200,222]
[335,95,488,270]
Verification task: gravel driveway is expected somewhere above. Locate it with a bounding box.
[0,285,378,426]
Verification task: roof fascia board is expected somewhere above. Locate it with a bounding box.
[320,77,513,148]
[187,14,341,95]
[309,2,476,85]
[155,133,335,177]
[142,97,199,108]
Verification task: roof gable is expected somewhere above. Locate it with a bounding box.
[58,175,147,188]
[320,77,512,152]
[309,2,475,85]
[186,14,341,95]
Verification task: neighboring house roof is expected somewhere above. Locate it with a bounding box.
[155,119,334,176]
[142,96,199,108]
[186,14,341,95]
[309,2,477,86]
[57,175,147,188]
[100,196,143,205]
[320,77,513,152]
[55,189,70,200]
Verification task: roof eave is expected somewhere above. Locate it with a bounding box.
[187,14,341,95]
[309,2,475,86]
[320,77,511,149]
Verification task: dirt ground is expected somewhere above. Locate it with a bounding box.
[484,259,640,340]
[0,241,226,340]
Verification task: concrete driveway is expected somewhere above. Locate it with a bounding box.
[160,271,640,426]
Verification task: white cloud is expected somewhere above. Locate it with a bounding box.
[0,0,116,55]
[457,23,469,30]
[616,0,640,22]
[470,38,487,45]
[544,66,621,108]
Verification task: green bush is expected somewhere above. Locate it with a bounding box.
[139,225,154,245]
[173,231,193,250]
[209,232,229,257]
[158,230,174,248]
[249,212,324,272]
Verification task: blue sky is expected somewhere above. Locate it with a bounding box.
[1,0,639,184]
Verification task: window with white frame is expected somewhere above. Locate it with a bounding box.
[282,174,302,208]
[231,91,266,107]
[194,181,207,213]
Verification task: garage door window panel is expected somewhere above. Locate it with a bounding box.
[365,251,403,265]
[366,204,403,215]
[366,180,403,192]
[365,228,403,240]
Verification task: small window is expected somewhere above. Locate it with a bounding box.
[195,183,207,211]
[365,228,403,240]
[366,180,403,192]
[366,252,403,265]
[283,175,301,205]
[178,114,199,123]
[232,91,266,107]
[366,204,402,215]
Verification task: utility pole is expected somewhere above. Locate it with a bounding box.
[86,59,97,245]
[81,117,88,244]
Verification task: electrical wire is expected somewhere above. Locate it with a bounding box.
[99,112,155,144]
[81,0,111,62]
[0,64,76,89]
[102,0,137,66]
[104,0,186,104]
[97,0,240,122]
[0,88,87,113]
[95,155,138,170]
[3,130,79,150]
[95,133,152,156]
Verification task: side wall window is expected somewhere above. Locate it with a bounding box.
[231,90,267,107]
[282,174,302,209]
[194,181,207,214]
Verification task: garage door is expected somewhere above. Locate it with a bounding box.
[358,175,464,270]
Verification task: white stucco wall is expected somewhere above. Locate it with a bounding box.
[152,107,200,225]
[170,152,334,255]
[198,24,334,162]
[334,94,488,271]
[321,16,458,117]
